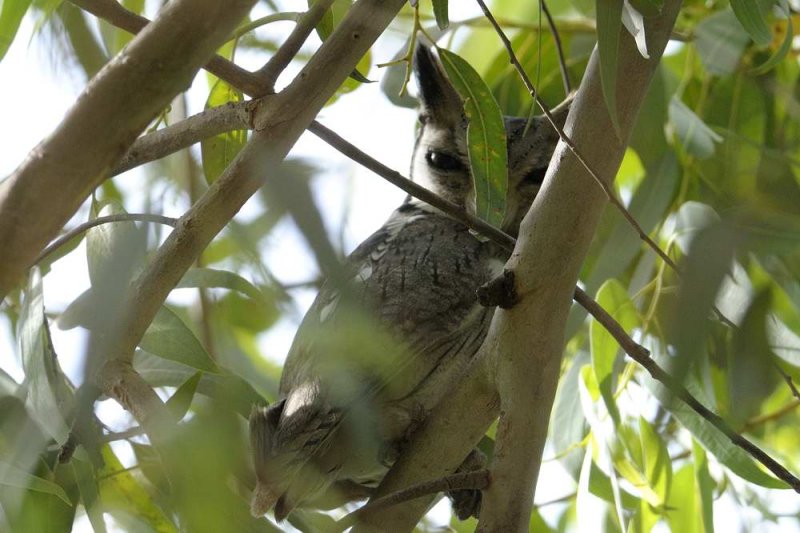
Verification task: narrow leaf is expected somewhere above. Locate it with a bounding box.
[694,9,751,76]
[140,306,219,373]
[0,461,71,505]
[19,269,72,444]
[642,348,786,489]
[751,1,793,74]
[596,0,624,137]
[438,48,508,228]
[177,268,266,303]
[165,372,203,422]
[0,0,32,62]
[201,79,246,184]
[591,279,640,426]
[432,0,449,30]
[730,0,775,45]
[668,97,722,160]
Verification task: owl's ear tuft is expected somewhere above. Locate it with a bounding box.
[413,42,462,125]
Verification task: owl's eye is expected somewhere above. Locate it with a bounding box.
[425,150,465,172]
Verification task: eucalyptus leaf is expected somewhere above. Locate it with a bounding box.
[0,461,71,504]
[438,48,508,228]
[18,269,72,444]
[668,97,723,159]
[642,346,787,489]
[596,0,624,137]
[201,79,247,184]
[140,306,219,373]
[730,0,775,45]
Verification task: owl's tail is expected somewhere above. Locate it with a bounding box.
[249,389,342,520]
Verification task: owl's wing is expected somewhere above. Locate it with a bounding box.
[281,204,496,409]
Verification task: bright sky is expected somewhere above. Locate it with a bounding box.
[0,2,796,532]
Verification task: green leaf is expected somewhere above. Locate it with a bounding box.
[596,0,624,137]
[692,440,715,533]
[668,96,723,159]
[0,0,32,62]
[591,279,640,426]
[438,48,508,228]
[694,9,751,76]
[165,372,202,422]
[639,417,671,506]
[177,268,265,303]
[432,0,449,30]
[97,445,177,532]
[201,79,247,184]
[140,306,219,373]
[730,0,774,45]
[72,459,108,533]
[311,0,351,41]
[134,350,264,416]
[0,461,71,505]
[751,1,793,74]
[18,269,72,444]
[642,348,787,489]
[729,290,778,424]
[667,465,703,533]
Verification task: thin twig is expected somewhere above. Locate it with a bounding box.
[573,290,800,493]
[540,0,571,93]
[474,0,679,274]
[35,214,177,265]
[229,12,302,42]
[740,400,800,433]
[773,361,800,401]
[253,0,337,93]
[335,470,490,532]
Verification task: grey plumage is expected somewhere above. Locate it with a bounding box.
[250,43,571,521]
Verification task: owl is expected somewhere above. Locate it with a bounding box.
[249,43,571,522]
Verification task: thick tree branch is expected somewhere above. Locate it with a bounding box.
[476,0,679,275]
[475,3,683,530]
[69,0,264,95]
[0,0,257,300]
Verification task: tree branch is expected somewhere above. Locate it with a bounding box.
[0,0,257,300]
[336,470,490,532]
[473,2,683,530]
[476,0,679,275]
[112,101,255,176]
[253,0,337,93]
[69,0,264,95]
[35,214,177,264]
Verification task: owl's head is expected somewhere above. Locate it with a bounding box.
[411,43,571,236]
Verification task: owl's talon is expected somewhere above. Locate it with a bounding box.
[476,269,517,309]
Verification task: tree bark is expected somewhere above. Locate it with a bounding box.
[354,2,683,531]
[0,0,256,299]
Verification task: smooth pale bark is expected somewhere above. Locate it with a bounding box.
[354,2,683,531]
[0,0,257,299]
